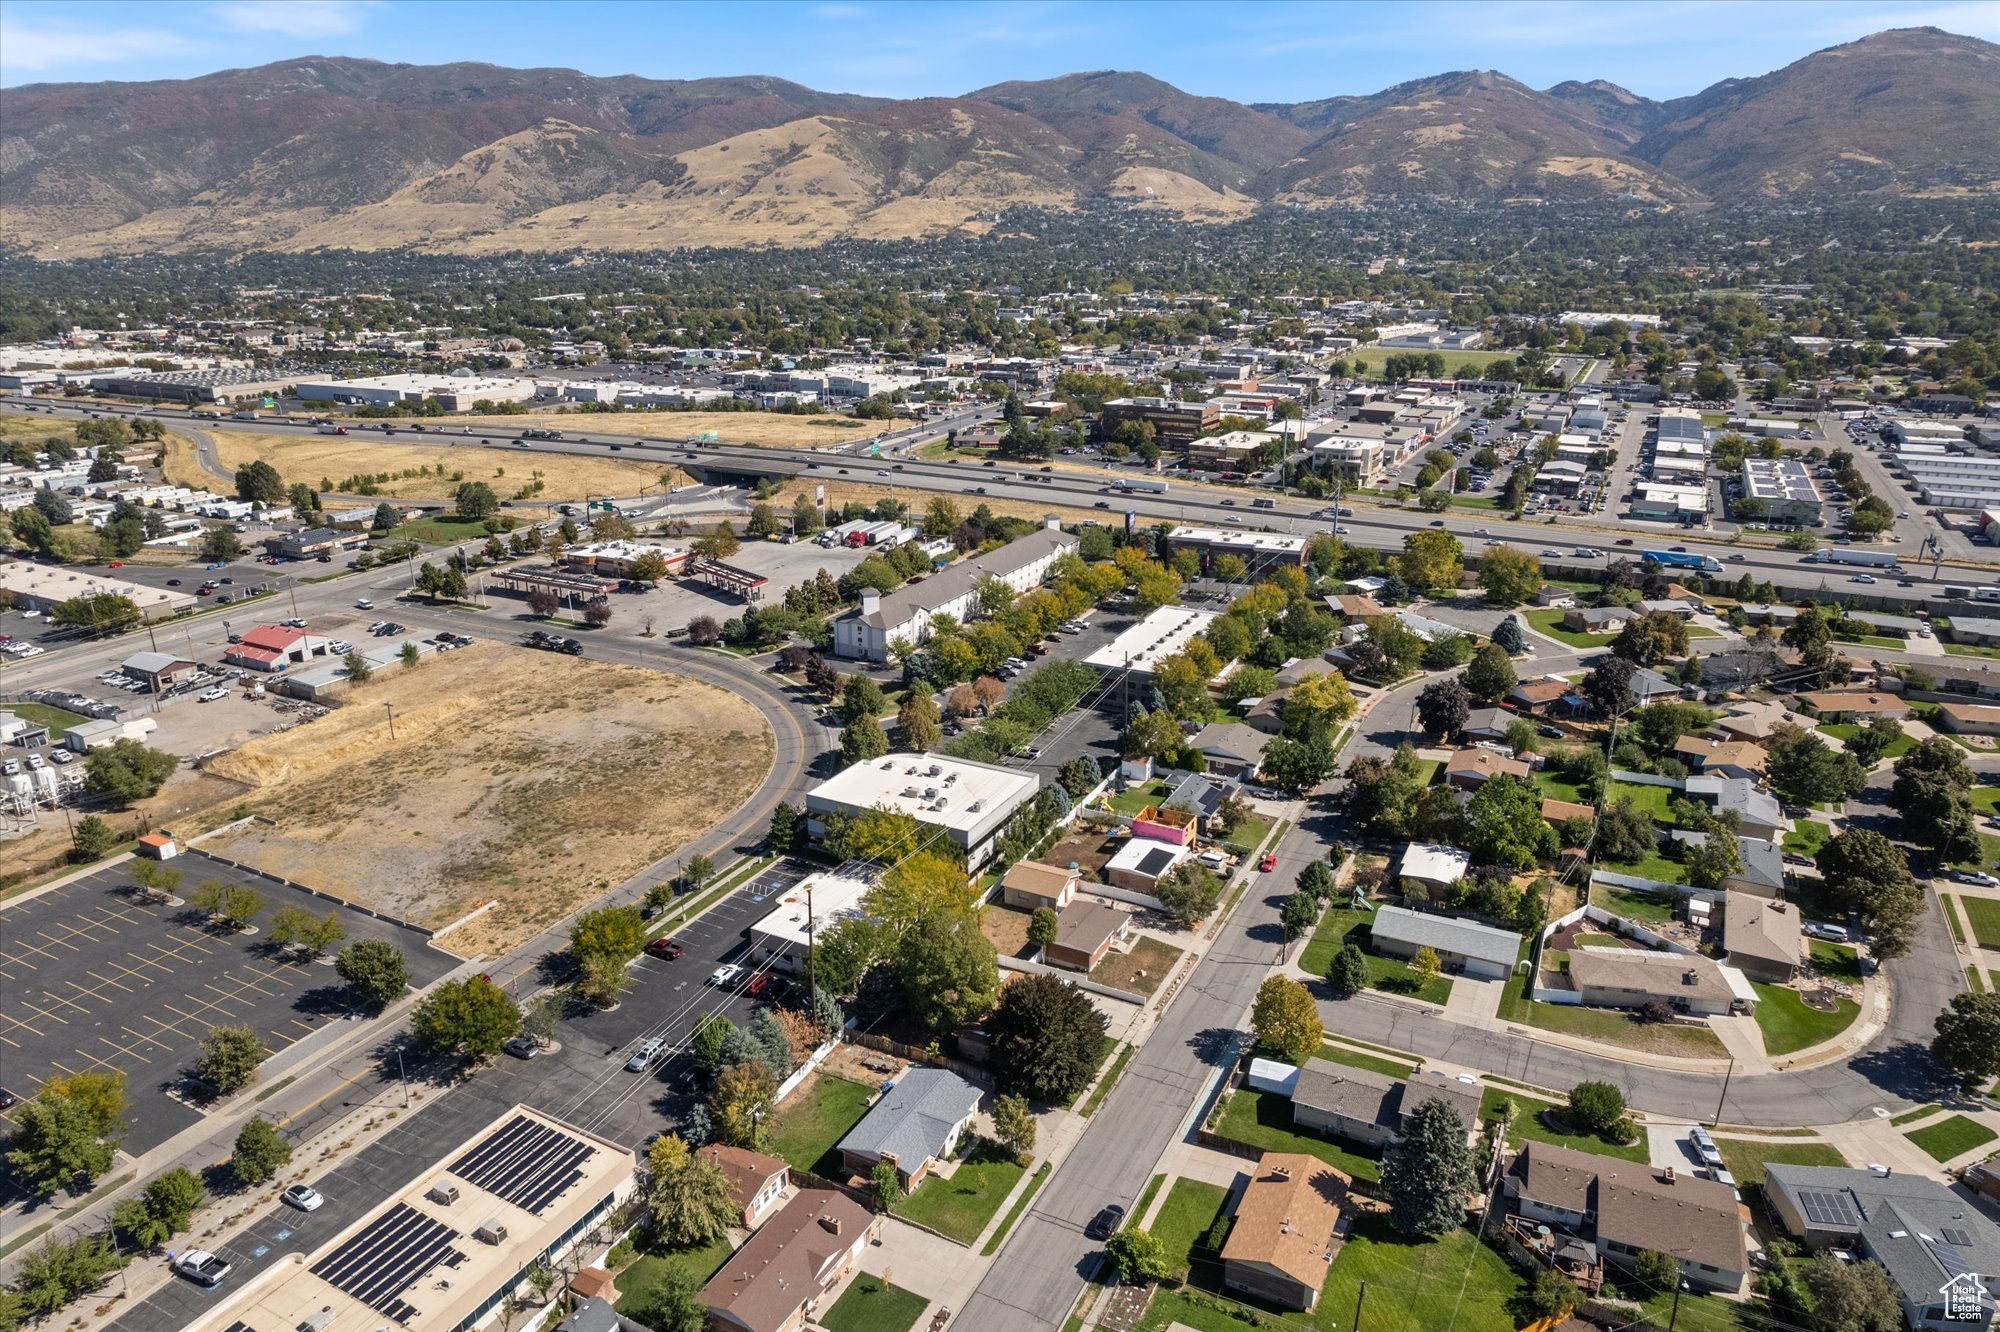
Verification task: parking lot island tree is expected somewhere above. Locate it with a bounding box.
[335,938,409,1009]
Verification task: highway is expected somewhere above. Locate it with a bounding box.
[11,398,1994,609]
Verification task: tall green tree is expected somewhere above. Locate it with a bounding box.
[1932,992,2000,1090]
[648,1151,740,1249]
[1250,976,1322,1062]
[231,1116,293,1185]
[410,976,521,1061]
[4,1072,128,1197]
[336,938,409,1009]
[1382,1097,1476,1237]
[985,974,1109,1103]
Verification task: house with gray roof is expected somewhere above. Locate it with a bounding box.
[1766,1165,2000,1330]
[837,1067,983,1190]
[1667,831,1786,900]
[1461,707,1514,742]
[1289,1059,1483,1148]
[1683,774,1792,840]
[1630,667,1685,704]
[1368,904,1521,981]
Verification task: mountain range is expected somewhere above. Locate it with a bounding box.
[1,26,1994,258]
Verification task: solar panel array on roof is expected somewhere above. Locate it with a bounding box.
[1944,1227,1975,1248]
[448,1114,596,1217]
[1798,1188,1860,1228]
[310,1203,464,1325]
[1137,847,1176,877]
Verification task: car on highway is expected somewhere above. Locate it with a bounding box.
[626,1037,666,1072]
[708,964,744,987]
[282,1185,325,1212]
[644,938,685,960]
[1540,549,1564,558]
[173,1251,232,1287]
[1850,574,1877,584]
[1086,1204,1125,1240]
[1615,538,1633,545]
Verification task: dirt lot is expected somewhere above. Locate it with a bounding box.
[980,904,1035,958]
[162,430,683,504]
[452,410,885,450]
[1090,934,1185,997]
[1043,830,1119,878]
[196,642,771,956]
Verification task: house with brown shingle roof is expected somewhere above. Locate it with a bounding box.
[1510,679,1571,714]
[700,1189,876,1332]
[1505,1142,1747,1294]
[1220,1154,1352,1311]
[998,860,1081,912]
[1541,797,1596,826]
[697,1143,791,1230]
[1796,691,1910,723]
[1443,747,1531,792]
[1673,736,1768,778]
[1329,593,1385,619]
[1721,893,1802,983]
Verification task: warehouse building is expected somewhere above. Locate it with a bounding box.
[0,560,195,622]
[1740,458,1826,526]
[294,372,537,411]
[804,754,1041,869]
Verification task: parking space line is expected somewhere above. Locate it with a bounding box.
[123,948,180,979]
[37,988,98,1020]
[121,1024,178,1055]
[84,968,138,995]
[94,1034,151,1065]
[14,997,73,1027]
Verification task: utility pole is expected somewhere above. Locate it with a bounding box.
[806,880,816,1016]
[1711,1055,1735,1127]
[383,702,396,739]
[1352,1279,1366,1332]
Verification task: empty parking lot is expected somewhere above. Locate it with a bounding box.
[0,851,455,1155]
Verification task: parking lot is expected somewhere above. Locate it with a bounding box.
[0,850,455,1157]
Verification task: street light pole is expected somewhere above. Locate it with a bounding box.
[1711,1055,1735,1127]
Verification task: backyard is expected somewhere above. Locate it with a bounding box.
[1211,1088,1383,1183]
[817,1273,930,1332]
[766,1074,876,1177]
[1091,935,1185,997]
[1604,779,1675,819]
[1591,885,1680,924]
[896,1140,1026,1246]
[1752,984,1861,1057]
[1525,609,1617,649]
[1296,903,1453,1005]
[613,1236,735,1322]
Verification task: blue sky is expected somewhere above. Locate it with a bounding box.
[4,0,1996,95]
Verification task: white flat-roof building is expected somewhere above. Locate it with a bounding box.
[294,372,536,411]
[805,755,1041,869]
[1896,453,2000,508]
[1630,482,1711,524]
[1741,458,1826,526]
[746,863,878,973]
[1161,526,1309,577]
[0,560,195,621]
[832,519,1076,661]
[1655,408,1709,446]
[1085,606,1221,674]
[1559,311,1663,329]
[184,1105,634,1332]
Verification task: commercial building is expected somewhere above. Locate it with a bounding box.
[1099,396,1220,447]
[832,519,1076,661]
[1368,905,1521,981]
[745,863,877,974]
[1654,408,1710,446]
[294,372,537,410]
[836,1067,983,1190]
[222,624,338,672]
[1506,1142,1747,1294]
[803,755,1040,869]
[118,651,198,689]
[700,1189,877,1332]
[1740,458,1826,526]
[1567,948,1755,1017]
[1084,606,1221,674]
[264,526,368,560]
[1159,526,1309,578]
[1765,1165,2000,1330]
[1630,482,1711,525]
[0,559,195,621]
[1219,1155,1352,1312]
[185,1106,635,1332]
[1186,429,1276,473]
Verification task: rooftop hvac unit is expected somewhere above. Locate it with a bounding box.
[968,801,983,813]
[426,1183,460,1206]
[474,1220,509,1246]
[927,764,942,777]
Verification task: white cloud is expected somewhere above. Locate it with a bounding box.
[208,0,376,38]
[0,16,201,75]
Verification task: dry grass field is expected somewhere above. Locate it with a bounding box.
[198,644,771,956]
[162,430,682,504]
[451,409,885,450]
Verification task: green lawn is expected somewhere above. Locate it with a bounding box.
[766,1076,875,1177]
[1953,831,2000,872]
[1532,769,1590,804]
[614,1238,736,1321]
[1605,780,1675,820]
[982,1161,1051,1255]
[1211,1089,1384,1183]
[1296,904,1453,1005]
[1317,1041,1418,1080]
[1971,784,2000,815]
[1752,984,1863,1056]
[1150,1177,1230,1276]
[1945,893,1969,943]
[1717,1138,1846,1190]
[1809,939,1864,983]
[1320,1217,1526,1332]
[1783,820,1835,857]
[397,513,505,544]
[1606,849,1687,885]
[1525,608,1617,648]
[1409,759,1441,789]
[1522,999,1728,1057]
[1593,885,1680,924]
[1819,723,1916,763]
[1108,780,1171,816]
[1890,1105,1945,1128]
[1907,1114,1999,1163]
[818,1273,930,1332]
[1481,1087,1649,1163]
[896,1142,1025,1246]
[5,702,89,739]
[1958,896,2000,950]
